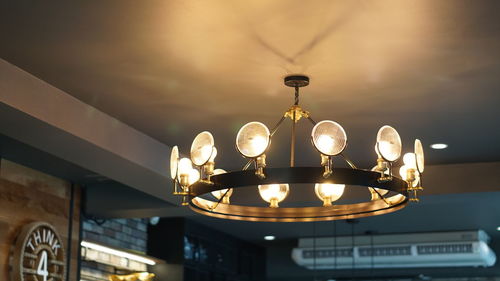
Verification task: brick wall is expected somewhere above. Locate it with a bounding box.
[80,218,149,281]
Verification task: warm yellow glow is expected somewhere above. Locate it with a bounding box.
[236,121,270,158]
[399,165,419,187]
[178,158,193,176]
[316,135,335,152]
[315,183,345,206]
[191,131,215,166]
[188,168,200,185]
[170,145,179,179]
[403,152,417,169]
[201,145,214,162]
[209,147,217,162]
[81,241,156,265]
[258,184,289,207]
[377,141,391,157]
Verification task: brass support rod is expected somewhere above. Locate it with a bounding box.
[209,188,231,211]
[242,160,253,171]
[291,109,296,167]
[340,153,358,169]
[270,116,286,137]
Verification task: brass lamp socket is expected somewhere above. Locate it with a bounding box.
[406,168,416,183]
[179,174,190,188]
[322,197,332,207]
[255,155,267,179]
[376,158,392,182]
[321,155,333,178]
[320,154,330,166]
[222,196,230,204]
[376,158,388,171]
[203,162,215,177]
[269,198,279,208]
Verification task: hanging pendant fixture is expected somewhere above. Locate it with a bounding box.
[169,75,425,222]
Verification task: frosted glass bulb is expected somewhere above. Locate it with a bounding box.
[399,165,408,180]
[188,169,200,185]
[178,158,193,176]
[316,135,335,152]
[251,136,268,153]
[258,184,289,208]
[236,122,270,158]
[403,153,417,169]
[200,145,214,162]
[377,141,391,157]
[209,147,217,162]
[315,184,345,206]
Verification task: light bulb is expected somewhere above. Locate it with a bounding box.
[201,145,214,162]
[316,135,335,152]
[258,184,289,208]
[209,147,217,162]
[403,153,417,169]
[188,168,200,185]
[377,141,391,158]
[251,136,268,153]
[178,158,193,176]
[315,183,345,206]
[236,122,270,158]
[399,165,419,186]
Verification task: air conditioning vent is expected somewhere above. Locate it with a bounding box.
[417,243,473,255]
[359,246,412,257]
[292,230,496,269]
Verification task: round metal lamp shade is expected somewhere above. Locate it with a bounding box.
[415,139,425,173]
[170,145,179,179]
[190,131,215,166]
[376,125,402,162]
[236,122,270,158]
[311,120,347,156]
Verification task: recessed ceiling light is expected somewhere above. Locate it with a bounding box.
[497,226,500,231]
[430,143,448,150]
[264,235,275,241]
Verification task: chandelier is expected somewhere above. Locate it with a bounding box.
[169,75,424,222]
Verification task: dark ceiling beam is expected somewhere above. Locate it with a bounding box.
[0,59,175,204]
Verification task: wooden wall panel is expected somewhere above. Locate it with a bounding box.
[0,159,81,281]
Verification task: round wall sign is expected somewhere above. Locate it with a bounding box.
[11,222,66,281]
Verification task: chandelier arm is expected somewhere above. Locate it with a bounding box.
[370,187,391,206]
[306,116,317,126]
[210,188,231,211]
[242,159,253,171]
[340,153,358,169]
[270,116,287,137]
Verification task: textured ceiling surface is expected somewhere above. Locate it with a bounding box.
[1,0,500,171]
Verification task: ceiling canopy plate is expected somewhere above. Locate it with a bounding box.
[284,75,310,88]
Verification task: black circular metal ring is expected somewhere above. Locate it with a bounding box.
[188,167,409,222]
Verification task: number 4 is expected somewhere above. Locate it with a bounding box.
[37,250,49,281]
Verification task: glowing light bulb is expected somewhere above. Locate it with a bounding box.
[209,147,217,162]
[200,145,214,162]
[317,135,335,152]
[251,136,268,153]
[258,184,289,208]
[399,165,409,180]
[188,168,200,185]
[403,153,417,169]
[315,184,345,206]
[377,141,391,157]
[178,158,193,176]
